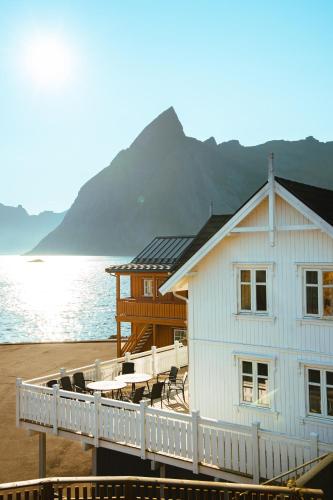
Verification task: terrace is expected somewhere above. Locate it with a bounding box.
[16,343,333,484]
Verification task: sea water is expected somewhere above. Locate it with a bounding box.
[0,256,131,343]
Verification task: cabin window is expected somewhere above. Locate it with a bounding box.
[307,367,333,417]
[240,360,269,407]
[239,268,268,314]
[174,329,187,345]
[143,278,154,297]
[304,270,333,318]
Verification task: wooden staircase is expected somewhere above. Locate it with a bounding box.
[121,324,153,356]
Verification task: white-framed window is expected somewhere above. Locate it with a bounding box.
[174,328,187,344]
[143,278,154,297]
[304,269,333,318]
[306,367,333,418]
[240,359,270,407]
[236,265,271,315]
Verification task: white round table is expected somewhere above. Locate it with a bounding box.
[87,380,127,398]
[115,373,152,392]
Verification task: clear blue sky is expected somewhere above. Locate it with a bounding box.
[1,0,333,213]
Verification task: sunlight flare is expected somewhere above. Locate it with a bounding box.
[22,33,74,89]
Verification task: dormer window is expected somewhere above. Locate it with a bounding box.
[304,269,333,318]
[143,278,154,297]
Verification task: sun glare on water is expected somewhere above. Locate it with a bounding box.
[22,34,74,89]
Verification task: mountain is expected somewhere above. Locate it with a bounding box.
[29,108,333,256]
[0,204,65,254]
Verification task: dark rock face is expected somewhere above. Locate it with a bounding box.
[29,107,333,256]
[0,204,65,254]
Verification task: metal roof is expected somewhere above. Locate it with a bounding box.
[106,236,194,274]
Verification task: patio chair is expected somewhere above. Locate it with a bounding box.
[123,386,145,404]
[166,372,188,403]
[73,372,93,393]
[46,379,58,388]
[144,381,164,407]
[157,365,178,384]
[59,376,74,391]
[121,362,135,375]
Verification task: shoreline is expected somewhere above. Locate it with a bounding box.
[0,341,117,482]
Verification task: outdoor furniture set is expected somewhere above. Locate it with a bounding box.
[46,364,188,407]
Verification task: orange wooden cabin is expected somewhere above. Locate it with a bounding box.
[105,236,194,357]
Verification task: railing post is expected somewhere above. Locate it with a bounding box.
[16,378,23,427]
[252,421,260,484]
[191,409,200,474]
[60,367,66,377]
[310,432,319,459]
[125,352,131,362]
[152,346,157,377]
[94,391,101,447]
[94,359,101,380]
[52,384,59,435]
[140,400,148,459]
[174,340,180,368]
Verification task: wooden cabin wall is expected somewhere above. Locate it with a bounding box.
[130,273,182,302]
[131,322,183,349]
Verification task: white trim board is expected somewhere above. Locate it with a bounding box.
[160,179,333,294]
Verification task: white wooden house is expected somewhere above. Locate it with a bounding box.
[160,155,333,446]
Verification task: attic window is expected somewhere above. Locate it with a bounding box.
[238,268,268,314]
[304,269,333,318]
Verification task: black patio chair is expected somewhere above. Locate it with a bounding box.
[167,372,188,403]
[73,372,93,393]
[121,362,135,375]
[157,366,178,384]
[59,376,74,391]
[144,381,164,407]
[123,386,145,404]
[46,379,58,388]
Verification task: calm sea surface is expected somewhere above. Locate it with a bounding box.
[0,256,131,343]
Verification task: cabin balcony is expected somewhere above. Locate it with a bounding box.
[116,298,186,325]
[16,343,333,484]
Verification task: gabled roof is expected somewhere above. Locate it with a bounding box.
[105,236,194,273]
[172,215,233,273]
[160,176,333,294]
[276,177,333,226]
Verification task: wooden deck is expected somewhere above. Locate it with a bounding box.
[16,344,333,484]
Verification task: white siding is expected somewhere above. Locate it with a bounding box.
[188,194,333,443]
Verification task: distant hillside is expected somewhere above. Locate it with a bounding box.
[0,204,65,254]
[29,107,333,256]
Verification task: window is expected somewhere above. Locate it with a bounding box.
[239,268,268,314]
[174,329,187,345]
[307,367,333,417]
[143,278,154,297]
[240,360,269,407]
[304,270,333,318]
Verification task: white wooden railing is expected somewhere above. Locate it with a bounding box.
[16,342,333,482]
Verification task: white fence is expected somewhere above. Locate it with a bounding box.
[17,342,332,482]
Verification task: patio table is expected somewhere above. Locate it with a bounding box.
[115,373,152,393]
[87,380,127,399]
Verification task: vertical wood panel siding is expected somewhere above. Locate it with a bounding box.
[188,195,333,443]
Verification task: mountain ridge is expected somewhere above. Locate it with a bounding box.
[29,107,333,256]
[0,203,66,255]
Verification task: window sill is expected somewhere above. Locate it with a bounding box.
[233,313,276,322]
[297,318,333,327]
[299,415,333,426]
[234,403,279,417]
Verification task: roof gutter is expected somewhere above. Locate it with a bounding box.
[172,291,188,304]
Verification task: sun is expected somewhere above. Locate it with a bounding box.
[23,34,74,89]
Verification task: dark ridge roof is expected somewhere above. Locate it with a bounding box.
[172,214,234,273]
[276,177,333,226]
[106,236,194,273]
